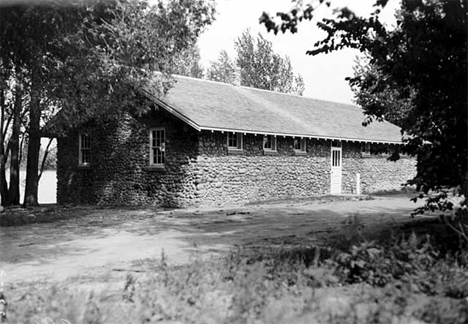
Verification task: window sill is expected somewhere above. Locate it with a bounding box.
[228,148,244,155]
[77,164,91,169]
[146,165,166,171]
[294,150,307,156]
[263,150,278,156]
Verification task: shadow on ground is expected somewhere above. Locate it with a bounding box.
[0,195,430,284]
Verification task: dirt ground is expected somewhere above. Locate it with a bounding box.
[1,194,431,288]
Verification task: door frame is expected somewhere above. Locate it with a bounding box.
[330,140,342,194]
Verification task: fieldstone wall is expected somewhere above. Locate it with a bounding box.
[57,112,416,207]
[194,133,331,206]
[57,109,200,207]
[341,142,416,194]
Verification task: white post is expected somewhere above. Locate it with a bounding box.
[356,173,361,195]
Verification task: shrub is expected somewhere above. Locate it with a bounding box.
[332,233,439,287]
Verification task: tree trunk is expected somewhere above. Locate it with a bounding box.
[0,86,10,207]
[23,69,41,207]
[38,138,53,182]
[8,83,22,205]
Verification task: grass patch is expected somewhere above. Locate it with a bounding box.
[5,222,467,324]
[370,186,417,197]
[245,194,374,207]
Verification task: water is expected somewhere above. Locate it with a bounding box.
[18,170,57,204]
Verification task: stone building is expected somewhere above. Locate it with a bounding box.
[53,75,415,207]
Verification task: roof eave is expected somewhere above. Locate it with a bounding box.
[142,90,201,132]
[198,126,403,145]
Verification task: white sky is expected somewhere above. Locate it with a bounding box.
[198,0,399,104]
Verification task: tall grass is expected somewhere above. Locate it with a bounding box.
[6,231,468,324]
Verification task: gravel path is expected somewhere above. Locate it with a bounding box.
[0,195,426,286]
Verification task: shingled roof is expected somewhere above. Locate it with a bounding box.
[145,75,403,144]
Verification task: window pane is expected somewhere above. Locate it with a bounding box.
[82,149,90,164]
[264,136,271,149]
[332,150,341,167]
[79,134,90,165]
[294,138,300,150]
[81,134,90,149]
[150,128,165,165]
[156,131,160,147]
[228,133,237,148]
[158,130,165,146]
[152,148,158,164]
[332,150,341,166]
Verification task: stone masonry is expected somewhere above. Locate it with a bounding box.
[57,111,416,207]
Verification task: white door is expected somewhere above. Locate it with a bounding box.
[330,145,342,194]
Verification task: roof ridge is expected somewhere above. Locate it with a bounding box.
[173,73,234,87]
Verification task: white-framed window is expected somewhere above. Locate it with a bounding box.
[263,135,277,152]
[78,133,90,166]
[294,137,306,154]
[150,128,165,166]
[361,142,371,157]
[227,132,243,151]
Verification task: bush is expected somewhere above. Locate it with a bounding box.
[332,233,438,286]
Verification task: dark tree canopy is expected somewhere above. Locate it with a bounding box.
[0,0,215,205]
[349,57,415,129]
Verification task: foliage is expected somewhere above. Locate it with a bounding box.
[6,228,468,323]
[260,0,468,243]
[45,0,215,120]
[206,49,237,84]
[349,57,415,129]
[0,0,215,205]
[206,30,305,96]
[333,234,439,287]
[235,29,305,95]
[170,43,205,79]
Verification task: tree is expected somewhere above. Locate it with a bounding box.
[260,0,467,241]
[206,50,237,84]
[206,30,305,95]
[291,74,305,97]
[235,29,305,95]
[0,0,215,206]
[0,55,30,206]
[349,57,415,129]
[171,43,205,78]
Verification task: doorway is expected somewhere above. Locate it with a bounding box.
[330,141,342,194]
